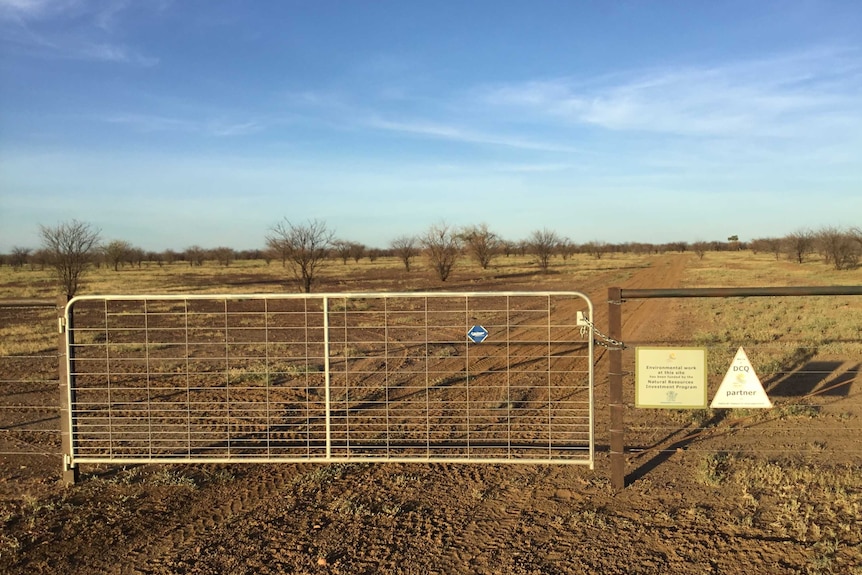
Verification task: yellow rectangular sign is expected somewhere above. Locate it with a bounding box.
[635,347,707,409]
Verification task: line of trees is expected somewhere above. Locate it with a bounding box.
[3,220,859,298]
[749,227,862,271]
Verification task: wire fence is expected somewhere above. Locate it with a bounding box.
[0,301,62,461]
[2,292,861,484]
[622,343,862,454]
[612,292,862,485]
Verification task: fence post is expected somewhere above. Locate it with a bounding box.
[608,287,625,491]
[57,295,79,485]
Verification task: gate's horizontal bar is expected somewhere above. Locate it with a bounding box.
[68,290,592,303]
[621,285,862,299]
[72,443,592,450]
[70,456,593,466]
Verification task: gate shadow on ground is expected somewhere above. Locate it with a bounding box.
[623,350,862,486]
[768,362,856,397]
[624,411,729,487]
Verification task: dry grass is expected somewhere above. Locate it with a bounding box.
[682,250,862,287]
[668,253,862,567]
[700,451,861,542]
[678,252,862,376]
[0,308,56,356]
[0,252,658,300]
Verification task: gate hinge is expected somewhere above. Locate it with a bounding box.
[58,316,66,333]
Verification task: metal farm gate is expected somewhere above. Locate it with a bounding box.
[61,292,595,475]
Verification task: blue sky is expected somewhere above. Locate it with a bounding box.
[1,0,860,252]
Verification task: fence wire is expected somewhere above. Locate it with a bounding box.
[2,293,861,478]
[615,293,862,467]
[0,304,62,458]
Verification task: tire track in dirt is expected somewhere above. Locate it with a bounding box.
[577,253,692,353]
[108,465,300,575]
[432,467,545,572]
[615,254,692,344]
[97,256,695,574]
[569,254,693,480]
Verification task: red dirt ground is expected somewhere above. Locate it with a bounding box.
[1,254,860,574]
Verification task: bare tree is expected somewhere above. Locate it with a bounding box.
[785,229,815,264]
[390,235,418,272]
[30,248,51,270]
[420,222,462,281]
[184,245,206,267]
[39,219,102,298]
[691,241,708,259]
[348,242,366,263]
[529,228,560,272]
[161,249,179,265]
[147,251,164,267]
[103,240,133,271]
[9,246,30,270]
[558,238,577,261]
[126,247,144,268]
[583,240,607,261]
[332,240,366,264]
[500,240,516,257]
[750,237,783,259]
[817,226,860,270]
[849,227,862,258]
[659,241,686,253]
[260,247,276,265]
[266,218,335,293]
[460,223,499,270]
[210,246,235,267]
[767,237,783,260]
[332,240,352,264]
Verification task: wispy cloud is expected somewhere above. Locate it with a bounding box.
[79,42,158,66]
[365,117,579,153]
[103,113,261,137]
[281,90,351,111]
[481,46,862,139]
[0,0,79,21]
[0,0,157,66]
[207,121,261,137]
[93,0,128,32]
[102,113,193,133]
[491,162,571,173]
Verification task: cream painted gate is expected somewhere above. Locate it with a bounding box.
[62,292,595,472]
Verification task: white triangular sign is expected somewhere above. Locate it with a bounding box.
[710,347,772,408]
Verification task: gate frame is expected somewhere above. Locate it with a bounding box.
[607,285,862,491]
[62,291,596,482]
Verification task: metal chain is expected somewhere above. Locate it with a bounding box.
[579,315,627,350]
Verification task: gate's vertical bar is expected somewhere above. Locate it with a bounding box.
[608,287,625,491]
[58,295,79,484]
[587,299,596,470]
[322,296,332,459]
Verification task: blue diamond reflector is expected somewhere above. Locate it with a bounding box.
[467,325,489,343]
